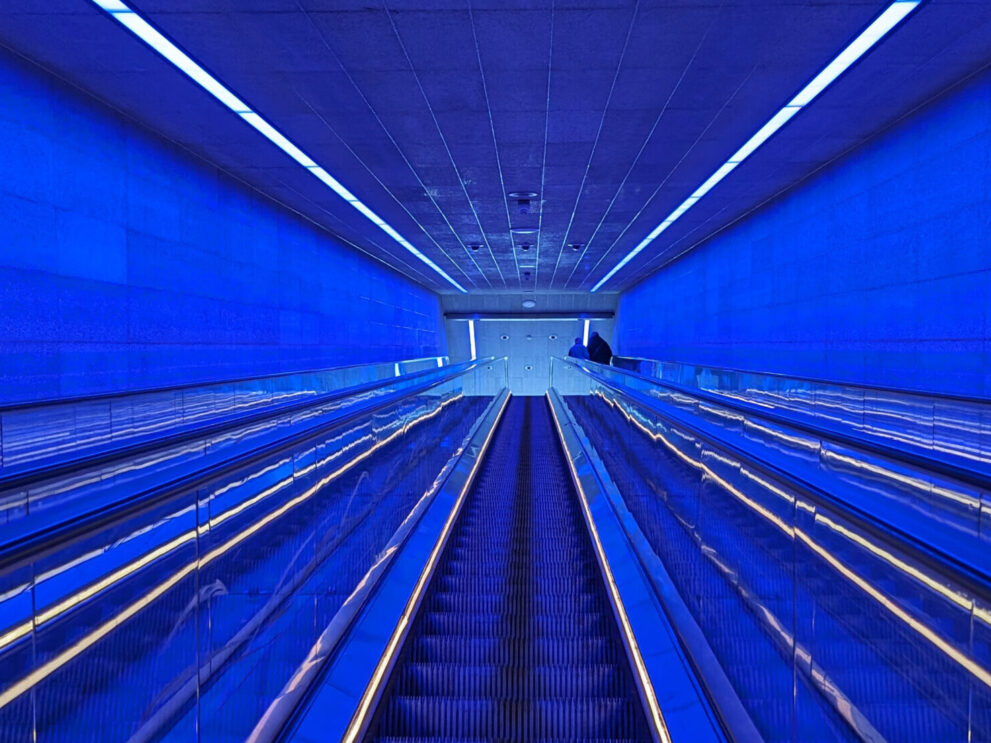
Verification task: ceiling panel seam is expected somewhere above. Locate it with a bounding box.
[295,0,483,288]
[467,0,523,289]
[560,5,719,290]
[532,1,556,289]
[381,0,505,288]
[547,0,640,290]
[579,65,755,289]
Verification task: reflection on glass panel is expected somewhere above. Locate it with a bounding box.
[557,356,985,565]
[562,380,991,743]
[0,356,451,475]
[608,356,991,470]
[0,363,499,742]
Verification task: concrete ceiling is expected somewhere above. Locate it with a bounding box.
[1,1,990,293]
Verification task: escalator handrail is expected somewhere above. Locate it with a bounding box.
[252,390,513,743]
[0,357,502,572]
[0,355,449,412]
[568,357,991,490]
[557,356,991,599]
[0,358,485,492]
[548,388,751,743]
[611,354,991,404]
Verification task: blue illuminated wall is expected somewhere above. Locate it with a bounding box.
[615,69,991,397]
[0,50,445,404]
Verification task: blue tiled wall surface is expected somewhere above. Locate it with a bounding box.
[0,51,446,404]
[616,70,991,398]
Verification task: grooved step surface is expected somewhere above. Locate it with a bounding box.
[365,397,651,742]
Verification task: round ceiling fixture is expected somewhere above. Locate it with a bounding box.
[522,299,537,309]
[570,243,582,251]
[511,228,539,236]
[500,334,509,341]
[548,334,558,340]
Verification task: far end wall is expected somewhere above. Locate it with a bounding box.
[615,68,990,397]
[446,317,613,396]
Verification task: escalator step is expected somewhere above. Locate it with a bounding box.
[389,663,633,698]
[364,398,650,742]
[375,697,644,738]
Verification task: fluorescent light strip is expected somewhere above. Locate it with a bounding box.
[91,0,465,293]
[582,319,590,347]
[468,319,477,361]
[591,0,921,292]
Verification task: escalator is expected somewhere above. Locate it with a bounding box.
[363,396,652,741]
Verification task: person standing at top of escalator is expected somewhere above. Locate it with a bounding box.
[568,337,589,359]
[587,331,612,365]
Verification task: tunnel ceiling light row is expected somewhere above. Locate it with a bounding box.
[91,0,467,293]
[590,0,921,292]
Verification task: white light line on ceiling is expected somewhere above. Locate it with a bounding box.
[290,8,482,290]
[589,0,921,292]
[90,0,466,292]
[292,93,477,289]
[580,66,754,289]
[467,0,523,288]
[379,1,504,287]
[548,0,641,289]
[267,171,442,288]
[560,10,717,291]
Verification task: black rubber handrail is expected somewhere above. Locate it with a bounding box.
[564,360,991,601]
[611,355,991,405]
[578,359,991,490]
[0,358,498,573]
[0,360,476,492]
[0,355,448,412]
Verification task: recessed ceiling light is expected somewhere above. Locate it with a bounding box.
[522,299,537,308]
[90,0,466,293]
[590,0,921,292]
[509,192,538,215]
[511,228,539,236]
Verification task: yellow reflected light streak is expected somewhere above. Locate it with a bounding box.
[35,532,197,627]
[0,563,196,709]
[593,385,991,689]
[342,393,510,743]
[0,394,464,709]
[796,527,991,689]
[811,512,991,624]
[547,395,671,743]
[822,448,979,509]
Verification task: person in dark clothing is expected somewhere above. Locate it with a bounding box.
[587,331,612,365]
[568,337,589,359]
